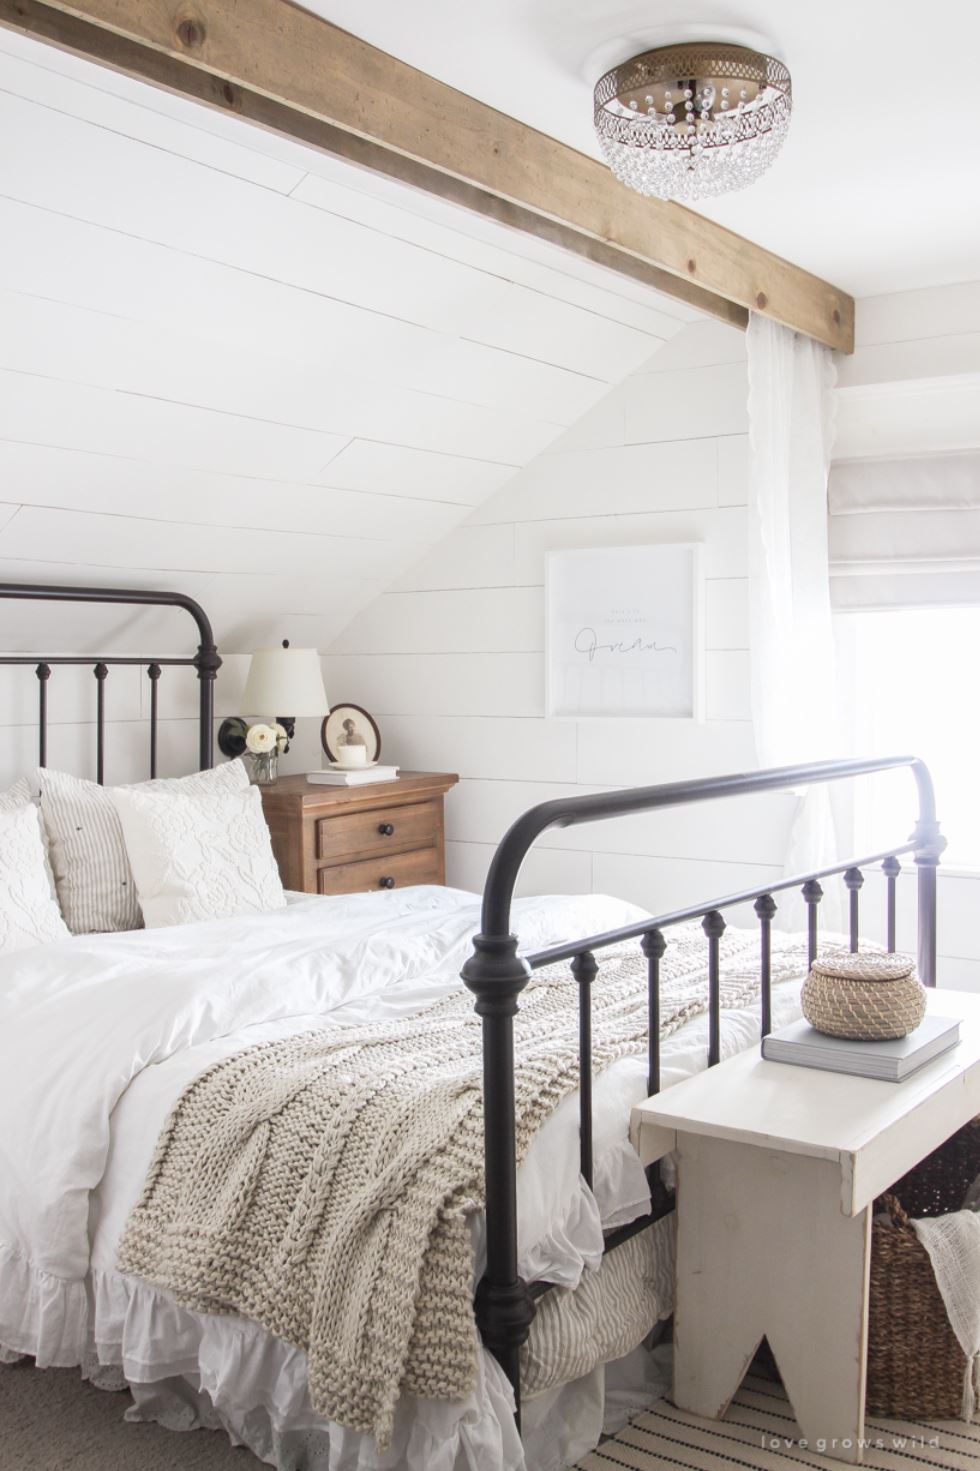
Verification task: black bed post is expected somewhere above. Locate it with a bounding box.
[192,636,221,771]
[461,921,535,1424]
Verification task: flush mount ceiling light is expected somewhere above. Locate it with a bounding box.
[593,42,791,203]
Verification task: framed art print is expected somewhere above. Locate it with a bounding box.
[545,543,704,720]
[321,703,382,763]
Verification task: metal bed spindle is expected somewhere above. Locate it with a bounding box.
[94,662,108,785]
[883,855,901,952]
[35,662,50,767]
[148,663,161,779]
[571,951,597,1190]
[802,877,823,966]
[641,928,665,1097]
[754,893,776,1039]
[844,865,864,952]
[702,910,725,1067]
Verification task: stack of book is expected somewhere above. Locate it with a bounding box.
[761,1014,961,1082]
[306,765,400,787]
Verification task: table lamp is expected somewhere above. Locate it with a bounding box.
[217,640,329,757]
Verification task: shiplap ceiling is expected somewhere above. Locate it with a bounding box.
[0,27,701,659]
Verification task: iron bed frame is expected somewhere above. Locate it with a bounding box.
[461,754,945,1428]
[0,582,221,778]
[0,583,945,1442]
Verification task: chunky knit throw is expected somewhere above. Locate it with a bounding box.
[117,924,816,1445]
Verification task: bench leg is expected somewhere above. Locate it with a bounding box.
[673,1133,872,1464]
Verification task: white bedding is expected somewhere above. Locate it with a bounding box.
[0,885,807,1471]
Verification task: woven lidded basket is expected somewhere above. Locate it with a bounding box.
[868,1121,980,1419]
[801,952,925,1041]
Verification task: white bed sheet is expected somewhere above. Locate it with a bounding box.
[0,886,807,1471]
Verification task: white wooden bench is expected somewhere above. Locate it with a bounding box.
[631,988,980,1463]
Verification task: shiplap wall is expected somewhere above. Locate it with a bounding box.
[326,318,805,918]
[327,293,980,992]
[0,27,697,788]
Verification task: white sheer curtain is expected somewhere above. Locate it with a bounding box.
[746,315,843,925]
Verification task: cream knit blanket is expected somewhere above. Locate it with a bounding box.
[117,923,816,1445]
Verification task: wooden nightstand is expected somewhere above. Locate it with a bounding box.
[260,771,458,897]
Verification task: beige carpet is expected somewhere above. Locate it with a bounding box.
[577,1374,977,1470]
[4,1361,975,1471]
[0,1359,265,1471]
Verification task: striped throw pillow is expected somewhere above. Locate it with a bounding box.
[37,761,249,935]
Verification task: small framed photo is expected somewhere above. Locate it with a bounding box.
[546,543,704,720]
[321,703,382,764]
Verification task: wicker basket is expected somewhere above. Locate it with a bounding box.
[866,1120,980,1419]
[801,952,925,1041]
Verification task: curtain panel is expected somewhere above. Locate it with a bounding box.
[746,315,843,918]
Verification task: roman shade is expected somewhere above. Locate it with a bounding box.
[828,450,980,610]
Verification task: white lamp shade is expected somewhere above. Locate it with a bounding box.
[240,647,329,717]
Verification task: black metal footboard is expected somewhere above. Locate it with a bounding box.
[460,755,944,1426]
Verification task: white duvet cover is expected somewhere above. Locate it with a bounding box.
[0,887,806,1471]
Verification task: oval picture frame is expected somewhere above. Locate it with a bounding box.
[320,703,382,765]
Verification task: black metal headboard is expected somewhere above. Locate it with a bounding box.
[0,583,221,781]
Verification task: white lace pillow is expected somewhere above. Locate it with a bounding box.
[0,775,35,812]
[111,783,286,929]
[38,762,249,934]
[1,774,58,898]
[0,803,71,952]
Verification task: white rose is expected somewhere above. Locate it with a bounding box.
[245,723,277,754]
[272,722,289,753]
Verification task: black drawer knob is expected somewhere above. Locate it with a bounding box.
[379,875,396,889]
[378,822,395,836]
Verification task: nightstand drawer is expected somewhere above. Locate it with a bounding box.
[317,846,442,896]
[316,800,438,864]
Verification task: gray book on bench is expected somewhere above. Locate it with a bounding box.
[761,1014,961,1082]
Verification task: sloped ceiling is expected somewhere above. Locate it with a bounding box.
[0,27,702,666]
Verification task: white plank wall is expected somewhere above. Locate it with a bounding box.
[328,295,980,990]
[325,318,794,922]
[0,27,697,788]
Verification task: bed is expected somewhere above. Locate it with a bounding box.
[0,581,945,1471]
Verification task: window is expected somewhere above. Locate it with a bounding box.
[839,608,979,869]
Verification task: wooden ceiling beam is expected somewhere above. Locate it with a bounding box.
[0,0,854,351]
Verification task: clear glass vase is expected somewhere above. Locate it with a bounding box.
[249,751,278,786]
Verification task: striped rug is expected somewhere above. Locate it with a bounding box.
[576,1375,978,1470]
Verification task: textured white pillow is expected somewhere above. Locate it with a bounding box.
[0,776,35,813]
[111,782,286,929]
[38,762,249,935]
[1,774,58,898]
[0,803,71,953]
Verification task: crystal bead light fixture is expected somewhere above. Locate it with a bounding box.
[594,43,791,203]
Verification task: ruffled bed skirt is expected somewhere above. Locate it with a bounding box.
[0,1239,666,1471]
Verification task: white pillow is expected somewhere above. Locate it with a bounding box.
[111,782,286,929]
[38,762,249,935]
[1,774,58,898]
[0,776,35,812]
[0,803,71,953]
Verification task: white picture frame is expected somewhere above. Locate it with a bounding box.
[545,543,704,720]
